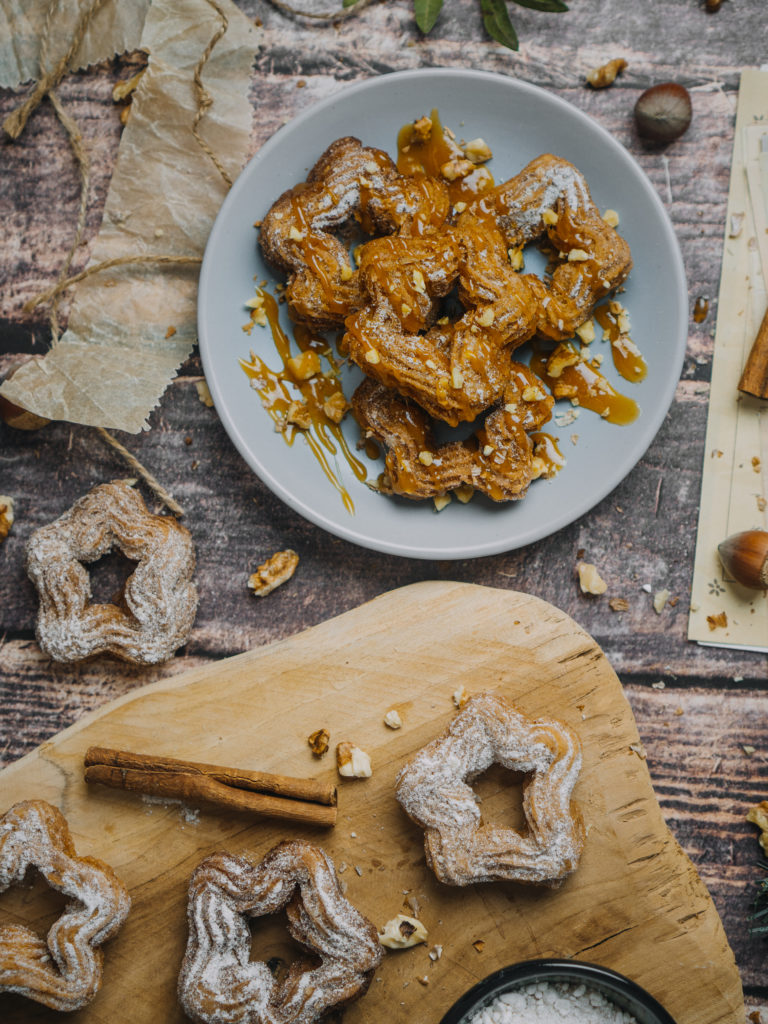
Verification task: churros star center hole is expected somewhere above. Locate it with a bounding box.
[471,764,529,834]
[0,865,71,940]
[85,549,141,617]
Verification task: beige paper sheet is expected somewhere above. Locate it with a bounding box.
[0,0,150,88]
[0,0,259,432]
[688,70,768,653]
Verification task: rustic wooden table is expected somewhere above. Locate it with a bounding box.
[1,0,767,1015]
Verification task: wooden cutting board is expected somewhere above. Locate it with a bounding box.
[0,583,744,1023]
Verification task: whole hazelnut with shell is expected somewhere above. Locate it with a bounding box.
[717,530,768,591]
[634,83,692,142]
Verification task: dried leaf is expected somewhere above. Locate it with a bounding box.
[414,0,444,32]
[479,0,519,50]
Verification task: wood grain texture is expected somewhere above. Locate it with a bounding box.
[2,0,768,1011]
[0,585,745,1024]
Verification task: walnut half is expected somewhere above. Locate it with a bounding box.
[248,550,299,597]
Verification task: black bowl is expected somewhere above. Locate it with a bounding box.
[439,959,678,1024]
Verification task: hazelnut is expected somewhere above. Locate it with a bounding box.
[717,530,768,590]
[634,83,692,142]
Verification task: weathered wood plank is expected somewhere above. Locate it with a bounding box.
[2,0,768,1005]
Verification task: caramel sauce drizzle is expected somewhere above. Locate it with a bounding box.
[239,290,366,513]
[593,305,647,383]
[530,342,639,425]
[397,109,494,205]
[288,195,351,319]
[530,431,565,478]
[246,111,642,512]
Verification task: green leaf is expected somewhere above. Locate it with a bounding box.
[479,0,519,49]
[342,0,358,7]
[413,0,444,33]
[512,0,569,11]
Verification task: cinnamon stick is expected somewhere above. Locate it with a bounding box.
[738,306,768,399]
[84,747,337,827]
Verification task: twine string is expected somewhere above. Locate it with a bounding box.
[3,0,110,140]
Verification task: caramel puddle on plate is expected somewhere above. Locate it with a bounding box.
[530,341,640,425]
[593,303,648,384]
[239,290,366,514]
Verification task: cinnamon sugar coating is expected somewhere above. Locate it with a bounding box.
[178,840,383,1024]
[353,365,553,502]
[0,800,130,1011]
[25,480,197,664]
[395,693,584,886]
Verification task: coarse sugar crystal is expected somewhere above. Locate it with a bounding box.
[465,979,640,1024]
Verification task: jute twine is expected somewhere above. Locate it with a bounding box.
[5,0,236,517]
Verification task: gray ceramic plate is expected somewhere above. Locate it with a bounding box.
[198,68,687,559]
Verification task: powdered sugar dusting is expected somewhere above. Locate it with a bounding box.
[395,693,584,886]
[178,840,383,1023]
[0,800,131,1012]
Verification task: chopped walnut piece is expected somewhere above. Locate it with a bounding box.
[429,945,443,961]
[433,494,452,512]
[586,57,628,89]
[473,939,485,953]
[546,344,580,379]
[508,246,524,271]
[578,562,607,595]
[307,728,330,758]
[379,913,428,949]
[542,209,558,226]
[602,208,620,228]
[706,611,728,631]
[575,318,596,344]
[412,116,433,142]
[463,137,492,163]
[248,549,299,597]
[453,685,469,709]
[286,351,321,381]
[629,742,647,760]
[384,709,402,730]
[454,483,474,504]
[653,589,670,614]
[609,597,629,612]
[336,742,372,778]
[340,263,354,281]
[323,391,349,424]
[440,156,475,181]
[0,496,14,543]
[285,401,312,430]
